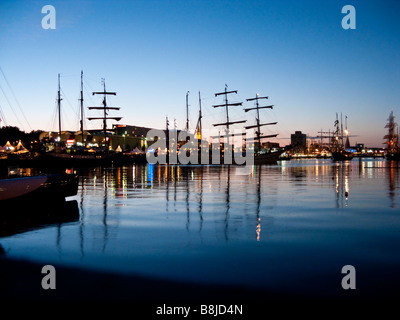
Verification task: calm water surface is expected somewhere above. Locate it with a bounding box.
[1,158,400,296]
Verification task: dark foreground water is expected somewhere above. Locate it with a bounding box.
[1,158,400,299]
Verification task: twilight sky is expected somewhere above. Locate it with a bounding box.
[0,0,399,147]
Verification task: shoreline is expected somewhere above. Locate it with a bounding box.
[0,255,279,301]
[1,255,398,302]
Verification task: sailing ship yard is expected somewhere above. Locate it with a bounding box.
[0,0,400,313]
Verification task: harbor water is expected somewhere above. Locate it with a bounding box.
[1,158,400,299]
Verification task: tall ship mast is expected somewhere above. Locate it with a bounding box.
[331,113,354,161]
[185,91,190,132]
[55,71,85,146]
[331,113,342,151]
[87,79,122,151]
[57,73,62,140]
[243,92,289,164]
[210,86,288,165]
[79,70,84,145]
[212,85,246,147]
[384,110,400,160]
[41,73,128,167]
[195,91,202,140]
[244,93,277,152]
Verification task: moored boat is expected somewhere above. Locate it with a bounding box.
[0,173,79,204]
[211,87,288,165]
[243,93,287,164]
[40,72,125,168]
[0,176,47,201]
[332,150,354,161]
[253,149,288,164]
[330,113,354,161]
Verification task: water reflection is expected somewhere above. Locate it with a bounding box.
[278,158,400,210]
[50,160,400,255]
[332,161,351,208]
[74,164,276,246]
[387,161,399,209]
[1,159,400,294]
[0,200,79,238]
[356,158,400,209]
[255,166,262,241]
[197,167,204,233]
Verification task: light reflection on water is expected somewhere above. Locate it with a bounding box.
[1,159,400,293]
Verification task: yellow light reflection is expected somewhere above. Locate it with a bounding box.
[256,217,261,241]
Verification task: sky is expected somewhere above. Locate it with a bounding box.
[0,0,399,148]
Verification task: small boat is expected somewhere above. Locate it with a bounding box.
[253,150,288,164]
[0,173,79,204]
[0,176,47,201]
[279,153,293,161]
[332,150,354,161]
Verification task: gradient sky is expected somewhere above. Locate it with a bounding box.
[0,0,399,147]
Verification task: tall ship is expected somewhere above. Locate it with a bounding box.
[330,113,354,161]
[243,93,289,164]
[210,86,288,165]
[212,86,247,164]
[41,72,125,167]
[384,110,400,161]
[150,86,289,166]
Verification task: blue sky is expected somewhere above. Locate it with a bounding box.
[0,0,399,147]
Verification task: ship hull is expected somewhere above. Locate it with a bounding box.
[253,149,287,165]
[160,148,287,165]
[0,173,79,204]
[332,151,354,161]
[38,152,128,167]
[385,153,400,161]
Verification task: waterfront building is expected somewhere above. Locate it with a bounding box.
[291,131,307,153]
